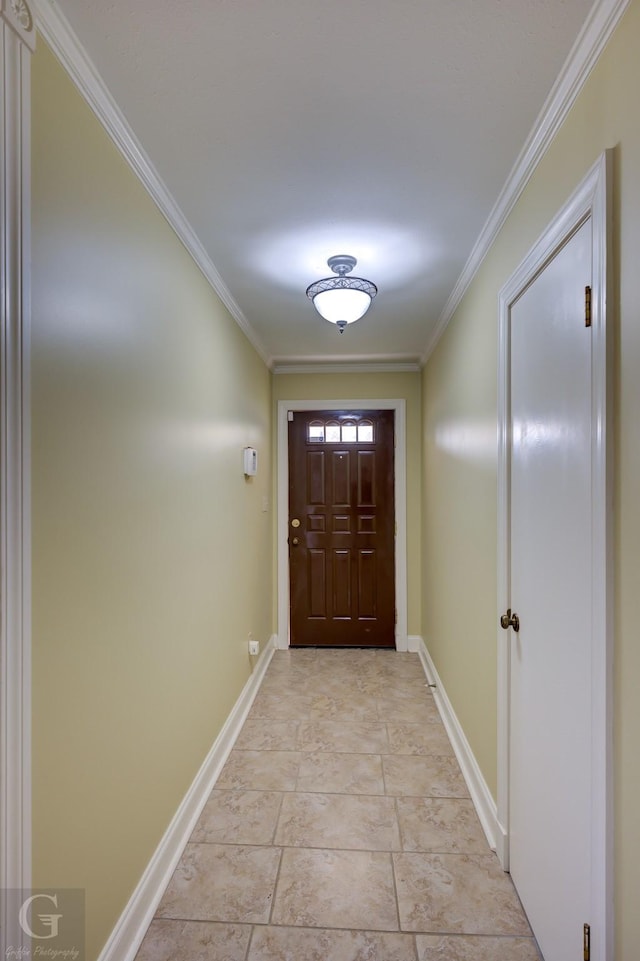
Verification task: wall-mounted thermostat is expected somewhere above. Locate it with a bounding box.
[243,447,258,476]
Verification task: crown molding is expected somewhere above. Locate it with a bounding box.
[32,0,270,365]
[421,0,630,365]
[272,361,422,375]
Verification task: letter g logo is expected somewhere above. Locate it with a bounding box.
[18,893,63,939]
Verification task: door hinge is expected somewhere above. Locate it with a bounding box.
[585,286,592,328]
[583,923,591,961]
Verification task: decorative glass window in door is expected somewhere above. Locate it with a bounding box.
[307,417,375,443]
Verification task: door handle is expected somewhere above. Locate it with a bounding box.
[500,608,520,632]
[291,537,300,546]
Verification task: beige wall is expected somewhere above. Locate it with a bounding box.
[31,41,272,959]
[272,372,422,636]
[422,301,499,791]
[422,2,640,957]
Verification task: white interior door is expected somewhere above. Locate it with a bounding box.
[508,219,593,961]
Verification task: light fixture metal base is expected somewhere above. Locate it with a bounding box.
[327,254,357,276]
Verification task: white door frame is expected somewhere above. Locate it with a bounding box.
[1,3,35,955]
[497,153,613,959]
[276,398,408,651]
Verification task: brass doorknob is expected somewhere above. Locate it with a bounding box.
[500,609,520,632]
[291,537,299,546]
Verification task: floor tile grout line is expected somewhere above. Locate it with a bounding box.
[387,848,405,935]
[181,838,504,859]
[209,785,472,799]
[225,748,456,759]
[152,913,540,938]
[156,915,493,937]
[265,846,285,926]
[269,791,287,846]
[394,794,405,853]
[243,924,256,961]
[292,749,302,792]
[185,837,495,857]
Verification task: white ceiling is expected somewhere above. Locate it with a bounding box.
[46,0,597,367]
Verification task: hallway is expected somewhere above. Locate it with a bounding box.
[136,649,540,960]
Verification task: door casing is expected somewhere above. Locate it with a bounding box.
[277,398,407,651]
[497,153,613,959]
[1,11,34,956]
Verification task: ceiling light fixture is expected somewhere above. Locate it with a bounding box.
[306,255,377,333]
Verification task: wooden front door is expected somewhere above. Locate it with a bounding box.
[288,409,395,647]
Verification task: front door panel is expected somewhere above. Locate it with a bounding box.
[288,410,395,647]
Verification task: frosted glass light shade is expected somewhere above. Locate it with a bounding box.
[312,288,372,325]
[306,255,377,332]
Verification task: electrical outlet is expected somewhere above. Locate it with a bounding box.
[248,639,260,656]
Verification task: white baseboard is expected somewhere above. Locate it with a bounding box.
[97,635,277,961]
[414,636,500,854]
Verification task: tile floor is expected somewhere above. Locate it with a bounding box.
[136,649,541,960]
